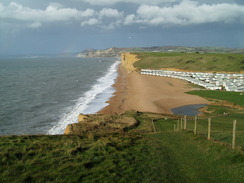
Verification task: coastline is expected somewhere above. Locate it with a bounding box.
[98,63,210,115]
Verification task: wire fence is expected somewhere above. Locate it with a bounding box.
[171,115,244,150]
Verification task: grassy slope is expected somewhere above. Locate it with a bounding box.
[134,52,244,72]
[153,120,244,183]
[0,111,244,183]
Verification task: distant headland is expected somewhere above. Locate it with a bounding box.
[77,46,244,58]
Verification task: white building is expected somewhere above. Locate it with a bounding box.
[141,69,244,92]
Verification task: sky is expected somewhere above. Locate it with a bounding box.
[0,0,244,55]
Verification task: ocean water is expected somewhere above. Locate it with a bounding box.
[0,57,119,135]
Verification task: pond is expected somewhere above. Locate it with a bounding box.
[171,104,207,116]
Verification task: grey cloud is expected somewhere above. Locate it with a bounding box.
[81,18,101,26]
[80,0,177,6]
[0,2,95,23]
[1,0,244,31]
[125,0,244,26]
[29,22,42,29]
[80,8,124,30]
[99,8,124,18]
[0,2,124,30]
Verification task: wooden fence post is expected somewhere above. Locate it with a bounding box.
[152,119,156,133]
[180,118,183,129]
[177,120,180,131]
[174,124,176,132]
[232,120,237,150]
[208,118,211,140]
[184,115,187,130]
[194,116,197,135]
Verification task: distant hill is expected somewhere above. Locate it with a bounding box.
[77,46,244,58]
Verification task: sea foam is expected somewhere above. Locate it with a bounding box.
[47,61,120,135]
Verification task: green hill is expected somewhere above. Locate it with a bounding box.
[134,52,244,72]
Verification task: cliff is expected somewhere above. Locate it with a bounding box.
[64,112,139,135]
[121,52,140,73]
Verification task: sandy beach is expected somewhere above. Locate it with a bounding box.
[99,64,209,115]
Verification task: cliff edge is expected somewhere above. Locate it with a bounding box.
[64,112,139,135]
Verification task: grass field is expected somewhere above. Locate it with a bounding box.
[134,52,244,72]
[187,90,244,107]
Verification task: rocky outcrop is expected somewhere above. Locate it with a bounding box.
[64,112,139,135]
[78,114,88,122]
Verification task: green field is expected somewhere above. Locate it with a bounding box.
[134,52,244,72]
[187,90,244,107]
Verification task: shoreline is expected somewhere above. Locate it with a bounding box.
[98,64,210,115]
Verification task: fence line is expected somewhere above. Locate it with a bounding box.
[149,112,241,150]
[152,113,228,121]
[172,116,239,150]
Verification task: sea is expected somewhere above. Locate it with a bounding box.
[0,56,119,136]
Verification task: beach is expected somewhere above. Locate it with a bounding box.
[99,63,210,115]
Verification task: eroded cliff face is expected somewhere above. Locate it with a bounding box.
[121,53,140,73]
[64,112,138,135]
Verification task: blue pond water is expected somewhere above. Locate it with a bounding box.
[171,104,207,116]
